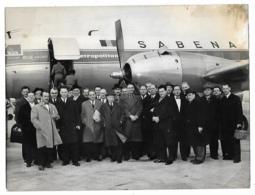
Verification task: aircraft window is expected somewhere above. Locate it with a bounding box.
[175,59,179,63]
[216,63,220,66]
[144,55,147,59]
[132,58,136,64]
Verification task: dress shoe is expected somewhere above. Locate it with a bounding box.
[233,159,241,163]
[165,160,173,165]
[192,160,203,165]
[38,166,45,171]
[190,159,196,163]
[181,158,187,161]
[211,156,219,160]
[62,162,69,166]
[86,158,91,162]
[223,156,233,160]
[117,160,122,164]
[26,163,32,168]
[45,163,53,168]
[73,162,80,166]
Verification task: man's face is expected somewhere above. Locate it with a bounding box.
[35,90,42,99]
[166,86,173,94]
[181,83,190,91]
[158,88,167,99]
[213,88,222,96]
[42,92,50,104]
[107,95,114,103]
[21,88,29,98]
[89,91,96,101]
[187,93,195,102]
[95,87,101,96]
[173,86,181,96]
[203,88,212,97]
[139,86,147,96]
[122,88,128,95]
[83,89,89,97]
[72,88,80,97]
[150,85,157,95]
[68,90,73,98]
[50,89,58,99]
[100,89,107,99]
[114,88,121,96]
[27,93,35,103]
[60,88,68,99]
[127,84,135,94]
[222,85,231,96]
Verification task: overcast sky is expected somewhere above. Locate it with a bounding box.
[5,5,248,49]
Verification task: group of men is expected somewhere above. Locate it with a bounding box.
[13,81,244,171]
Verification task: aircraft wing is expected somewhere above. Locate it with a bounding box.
[203,59,249,82]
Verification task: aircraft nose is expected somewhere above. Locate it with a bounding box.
[110,71,124,79]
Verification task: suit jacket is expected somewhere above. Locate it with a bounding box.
[18,101,36,145]
[55,98,81,143]
[31,102,62,148]
[120,94,143,142]
[81,99,103,143]
[169,96,187,137]
[220,93,243,138]
[100,101,124,146]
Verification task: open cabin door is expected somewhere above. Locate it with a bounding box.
[47,37,80,88]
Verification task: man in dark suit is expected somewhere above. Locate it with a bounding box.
[72,85,88,159]
[220,84,243,163]
[18,92,37,167]
[148,84,159,159]
[184,90,206,164]
[152,85,174,165]
[139,85,153,158]
[170,85,188,161]
[120,84,143,160]
[201,86,218,159]
[100,93,125,163]
[49,87,59,162]
[55,86,81,166]
[213,86,224,158]
[15,86,30,162]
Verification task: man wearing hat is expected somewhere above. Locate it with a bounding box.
[99,92,125,163]
[200,85,218,159]
[184,89,206,164]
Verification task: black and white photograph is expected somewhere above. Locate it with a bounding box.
[3,1,253,192]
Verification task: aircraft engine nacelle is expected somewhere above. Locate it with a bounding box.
[120,50,183,86]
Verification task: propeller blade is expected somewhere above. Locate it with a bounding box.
[115,20,125,68]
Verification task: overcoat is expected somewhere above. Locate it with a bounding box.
[81,100,103,143]
[18,101,36,145]
[200,96,217,144]
[153,96,174,145]
[183,98,206,146]
[31,102,62,148]
[220,94,243,139]
[99,101,124,146]
[55,98,81,143]
[120,94,143,142]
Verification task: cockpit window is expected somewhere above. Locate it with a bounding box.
[6,44,22,56]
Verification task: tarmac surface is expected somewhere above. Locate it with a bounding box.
[6,139,250,191]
